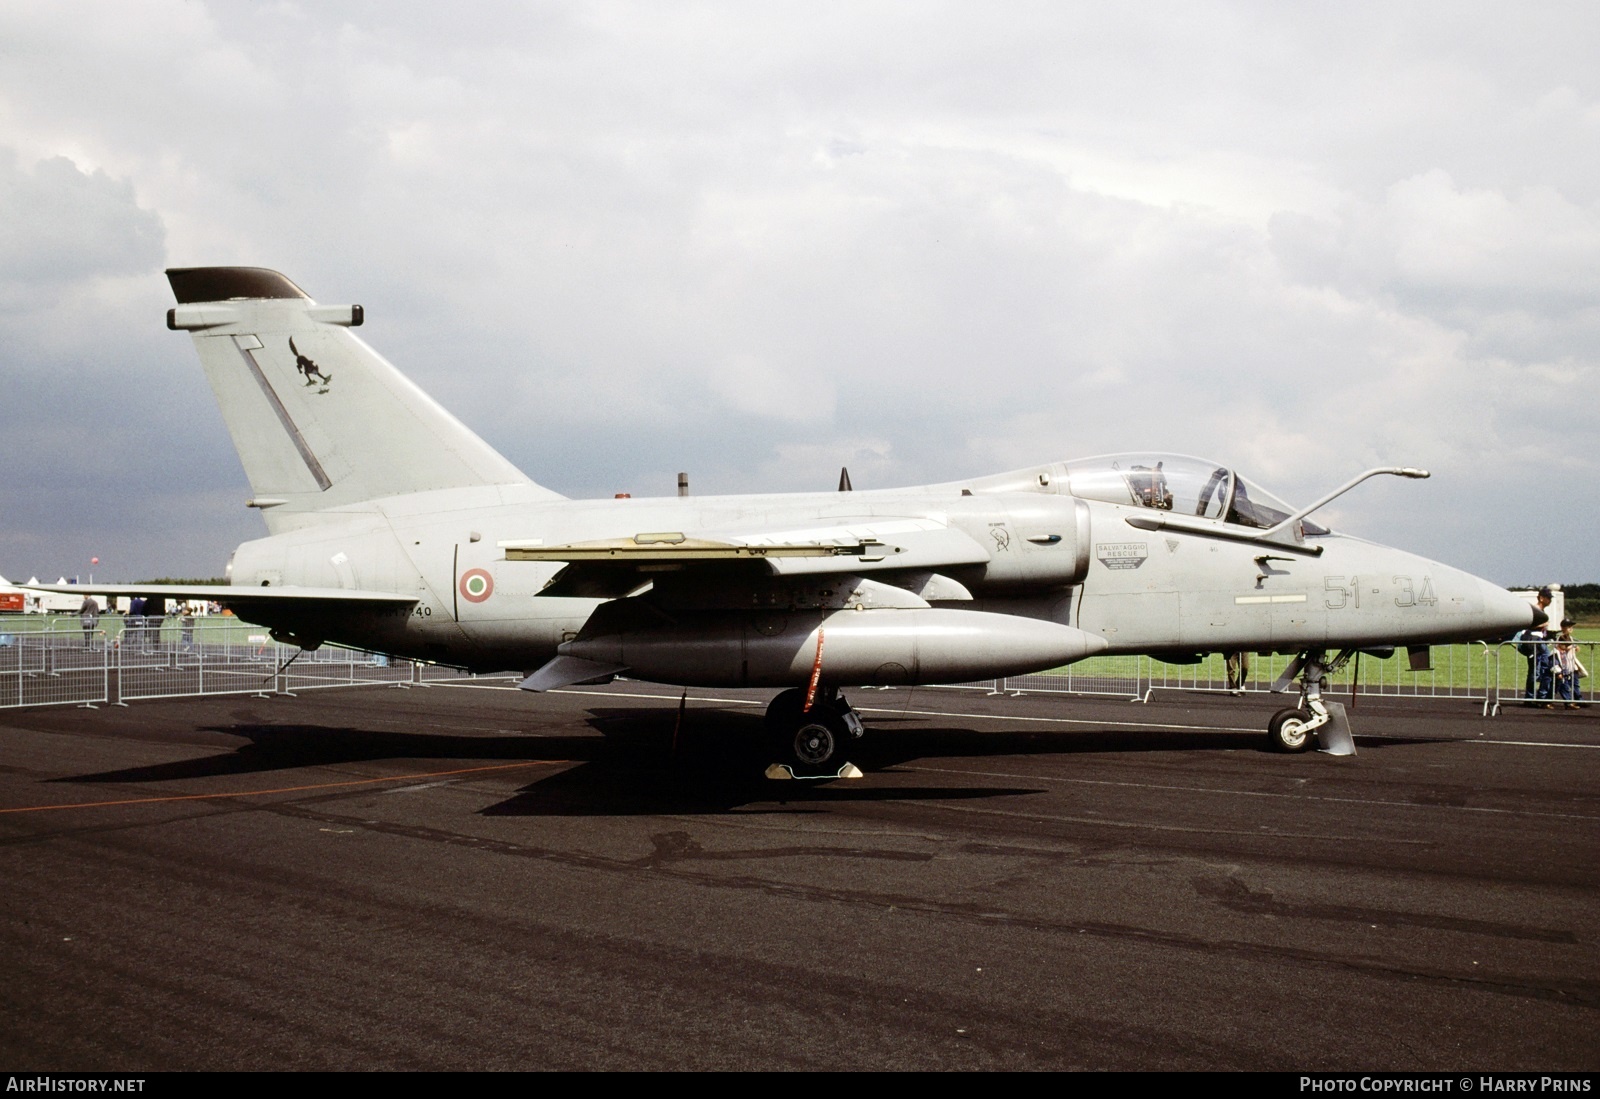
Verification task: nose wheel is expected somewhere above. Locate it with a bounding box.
[765,687,865,779]
[1267,707,1315,752]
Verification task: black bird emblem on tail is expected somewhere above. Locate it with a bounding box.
[289,336,332,390]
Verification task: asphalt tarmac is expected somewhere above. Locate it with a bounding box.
[1,680,1596,1071]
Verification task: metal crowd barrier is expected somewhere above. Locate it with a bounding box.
[1486,639,1592,715]
[999,653,1147,701]
[1134,644,1497,710]
[961,640,1581,719]
[0,628,110,708]
[0,616,464,710]
[0,615,1589,718]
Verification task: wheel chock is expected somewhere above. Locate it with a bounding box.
[764,762,865,781]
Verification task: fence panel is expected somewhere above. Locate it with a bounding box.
[1490,639,1593,715]
[114,618,421,700]
[973,643,1500,710]
[1000,653,1148,701]
[1133,646,1494,705]
[0,628,109,708]
[0,615,451,708]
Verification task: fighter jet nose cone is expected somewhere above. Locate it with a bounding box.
[1469,577,1548,641]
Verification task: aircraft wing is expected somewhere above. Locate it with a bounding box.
[505,517,991,599]
[23,583,417,609]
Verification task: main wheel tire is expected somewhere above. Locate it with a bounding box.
[765,690,850,775]
[1267,707,1315,753]
[790,718,845,770]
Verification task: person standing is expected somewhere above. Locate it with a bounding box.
[126,596,146,649]
[1520,587,1555,706]
[1554,619,1587,710]
[1225,651,1250,695]
[78,595,98,649]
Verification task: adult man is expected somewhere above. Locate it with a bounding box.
[78,595,98,649]
[1521,587,1554,706]
[1225,651,1250,695]
[126,596,146,649]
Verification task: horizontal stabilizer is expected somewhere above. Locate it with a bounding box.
[519,655,630,692]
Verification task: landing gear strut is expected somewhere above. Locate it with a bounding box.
[764,687,866,779]
[1269,649,1357,755]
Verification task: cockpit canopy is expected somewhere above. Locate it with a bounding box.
[1064,454,1328,535]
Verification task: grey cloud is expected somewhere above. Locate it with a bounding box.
[1,1,1597,584]
[1270,172,1600,315]
[0,152,164,287]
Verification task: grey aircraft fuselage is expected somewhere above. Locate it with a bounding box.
[226,465,1523,681]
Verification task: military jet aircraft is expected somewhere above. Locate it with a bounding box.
[36,267,1542,775]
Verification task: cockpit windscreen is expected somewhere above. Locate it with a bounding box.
[1064,454,1329,535]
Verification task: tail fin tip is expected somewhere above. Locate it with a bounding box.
[167,267,310,305]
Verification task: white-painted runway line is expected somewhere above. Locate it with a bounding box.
[429,680,1600,750]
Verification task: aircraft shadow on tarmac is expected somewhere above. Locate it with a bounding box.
[54,702,1284,817]
[53,724,584,786]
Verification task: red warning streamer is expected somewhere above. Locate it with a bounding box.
[802,627,825,713]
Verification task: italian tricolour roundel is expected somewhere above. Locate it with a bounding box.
[458,568,494,603]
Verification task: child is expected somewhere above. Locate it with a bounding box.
[1554,618,1588,710]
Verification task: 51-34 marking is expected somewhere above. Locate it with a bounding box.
[1324,575,1436,610]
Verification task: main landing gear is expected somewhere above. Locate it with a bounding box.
[1268,649,1357,756]
[763,687,866,780]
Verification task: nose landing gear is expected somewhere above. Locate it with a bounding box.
[1269,649,1357,756]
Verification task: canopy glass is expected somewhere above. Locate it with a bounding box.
[1064,454,1328,535]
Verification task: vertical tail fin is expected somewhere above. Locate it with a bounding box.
[166,267,555,527]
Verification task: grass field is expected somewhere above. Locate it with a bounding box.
[4,614,1592,696]
[0,614,361,658]
[1043,629,1598,694]
[2,614,258,643]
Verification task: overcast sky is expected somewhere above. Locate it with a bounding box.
[1,1,1595,586]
